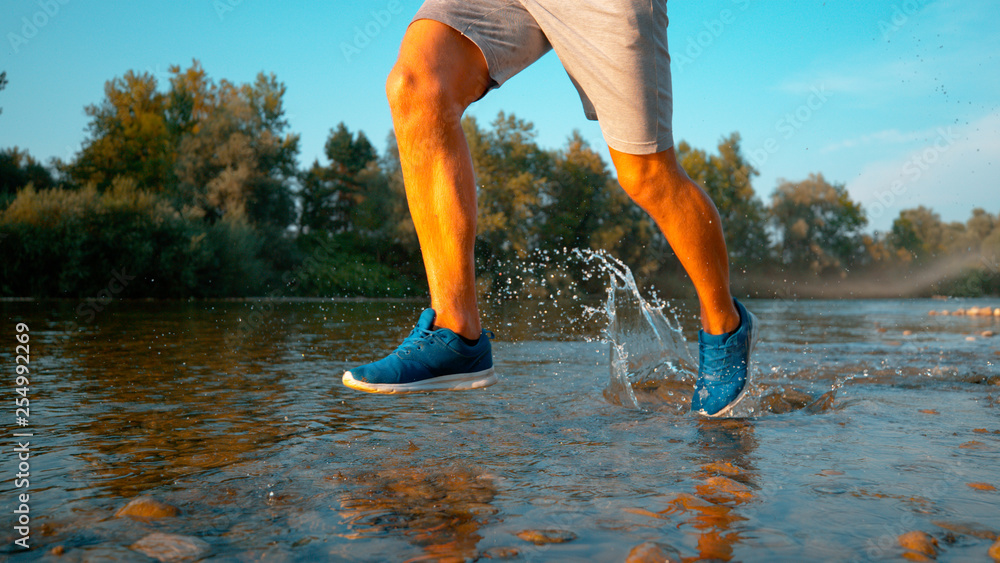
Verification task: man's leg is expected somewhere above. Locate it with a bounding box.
[385,19,492,340]
[609,146,739,336]
[342,20,496,394]
[611,146,759,417]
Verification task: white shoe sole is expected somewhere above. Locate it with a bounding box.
[342,368,497,394]
[698,310,760,418]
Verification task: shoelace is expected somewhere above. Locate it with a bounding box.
[395,326,444,356]
[699,344,745,382]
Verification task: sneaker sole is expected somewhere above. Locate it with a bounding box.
[342,368,497,394]
[699,310,760,418]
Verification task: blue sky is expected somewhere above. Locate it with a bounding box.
[1,0,997,232]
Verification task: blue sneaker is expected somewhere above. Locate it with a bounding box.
[691,299,759,417]
[342,308,497,394]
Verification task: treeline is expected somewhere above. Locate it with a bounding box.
[0,62,997,298]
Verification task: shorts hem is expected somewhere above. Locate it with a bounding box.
[604,133,675,156]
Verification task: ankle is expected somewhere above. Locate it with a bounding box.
[432,313,481,340]
[701,301,740,335]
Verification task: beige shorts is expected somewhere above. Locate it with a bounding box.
[414,0,674,154]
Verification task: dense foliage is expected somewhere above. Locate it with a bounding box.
[1,62,997,298]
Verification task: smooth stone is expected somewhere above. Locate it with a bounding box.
[130,533,209,562]
[626,541,682,563]
[966,482,996,491]
[960,440,987,449]
[898,530,937,557]
[988,537,1000,560]
[481,547,521,559]
[982,331,996,338]
[115,496,180,519]
[514,529,577,545]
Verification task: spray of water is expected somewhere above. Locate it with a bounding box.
[574,249,696,412]
[481,248,698,413]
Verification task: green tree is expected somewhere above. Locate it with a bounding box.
[70,70,173,191]
[543,131,658,277]
[173,70,299,231]
[69,61,299,232]
[677,133,770,265]
[466,112,550,267]
[770,173,867,273]
[965,208,997,241]
[541,131,611,250]
[1,147,55,197]
[888,205,945,261]
[299,123,377,233]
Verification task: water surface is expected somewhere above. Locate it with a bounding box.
[1,278,999,561]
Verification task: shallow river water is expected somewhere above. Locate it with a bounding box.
[1,260,999,561]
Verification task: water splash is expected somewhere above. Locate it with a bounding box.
[480,248,697,413]
[480,248,842,417]
[575,250,696,413]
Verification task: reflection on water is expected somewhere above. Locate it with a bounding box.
[338,460,496,561]
[1,256,999,560]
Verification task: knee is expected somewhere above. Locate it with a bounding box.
[616,161,668,210]
[614,150,691,211]
[386,61,455,124]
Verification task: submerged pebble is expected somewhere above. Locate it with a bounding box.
[626,541,682,563]
[966,482,996,491]
[481,546,521,559]
[989,537,1000,560]
[114,496,180,519]
[898,530,938,558]
[514,529,577,545]
[130,533,209,562]
[959,440,987,449]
